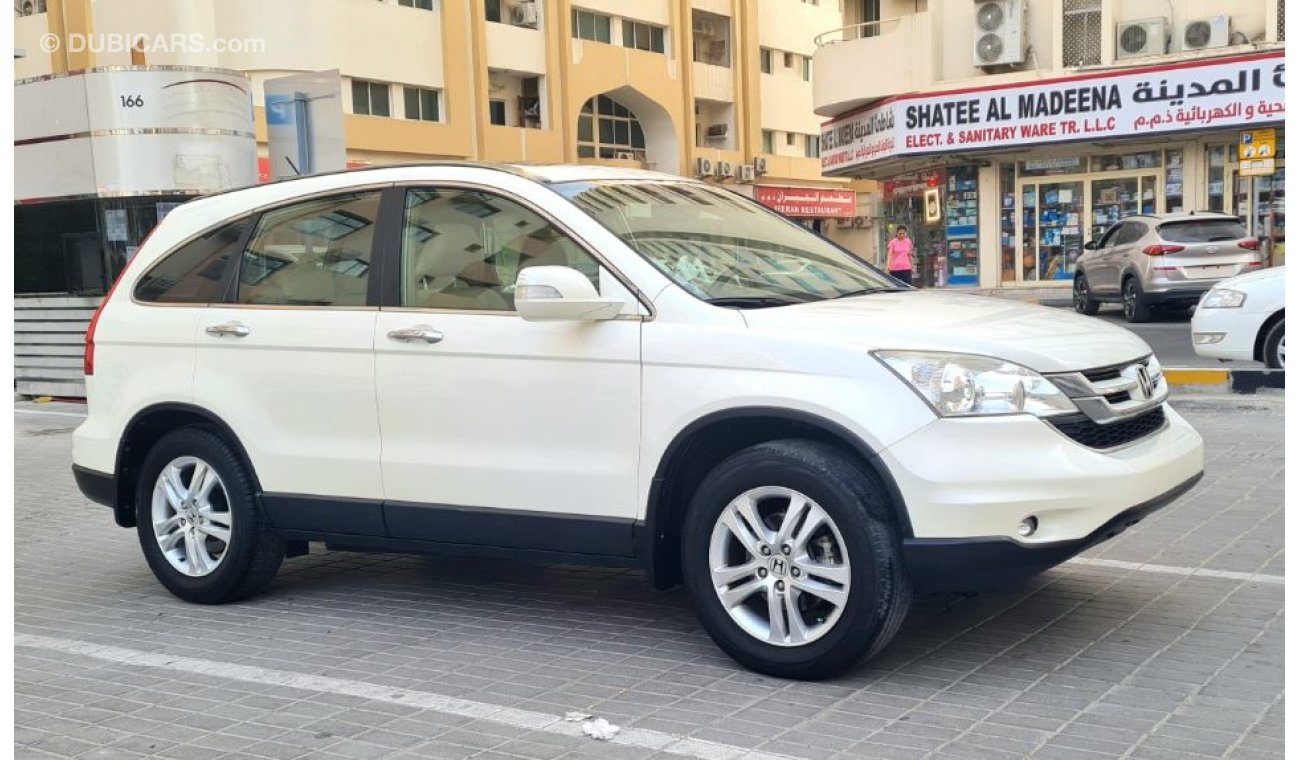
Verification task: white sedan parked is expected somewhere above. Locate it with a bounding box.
[1191,266,1286,368]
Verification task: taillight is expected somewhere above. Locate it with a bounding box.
[1142,244,1185,256]
[1238,238,1261,250]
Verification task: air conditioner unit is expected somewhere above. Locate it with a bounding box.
[1180,15,1231,51]
[706,123,728,139]
[1116,18,1169,58]
[715,161,734,179]
[615,151,635,160]
[853,215,872,229]
[972,0,1028,69]
[737,165,756,183]
[753,156,769,175]
[695,157,714,177]
[510,1,539,28]
[835,217,855,229]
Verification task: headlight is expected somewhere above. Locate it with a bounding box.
[1200,289,1246,308]
[875,351,1077,418]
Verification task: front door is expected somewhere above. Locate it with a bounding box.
[193,189,386,534]
[374,183,643,556]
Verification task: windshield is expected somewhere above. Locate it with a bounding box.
[552,180,901,305]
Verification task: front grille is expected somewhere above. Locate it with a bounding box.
[1081,365,1123,382]
[1050,406,1166,449]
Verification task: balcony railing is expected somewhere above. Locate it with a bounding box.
[813,18,904,47]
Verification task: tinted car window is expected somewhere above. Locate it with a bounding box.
[1157,219,1249,243]
[237,192,381,306]
[400,188,600,311]
[134,218,248,303]
[1114,222,1146,246]
[1097,224,1122,248]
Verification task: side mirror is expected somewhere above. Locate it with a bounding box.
[1083,240,1098,250]
[515,266,626,322]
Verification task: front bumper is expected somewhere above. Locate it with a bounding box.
[879,403,1204,591]
[1191,307,1266,362]
[903,472,1201,591]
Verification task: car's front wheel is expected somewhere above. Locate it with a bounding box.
[1263,318,1285,369]
[681,440,911,679]
[135,428,284,604]
[1073,273,1100,316]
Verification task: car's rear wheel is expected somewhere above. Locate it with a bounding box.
[136,428,283,604]
[1073,274,1100,316]
[1263,318,1285,369]
[1123,278,1150,323]
[681,440,911,680]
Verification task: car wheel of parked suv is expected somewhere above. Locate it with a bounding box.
[1073,274,1100,316]
[681,440,911,680]
[1123,278,1150,323]
[1263,319,1285,369]
[135,428,284,604]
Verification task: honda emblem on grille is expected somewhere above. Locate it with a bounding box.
[1135,366,1154,399]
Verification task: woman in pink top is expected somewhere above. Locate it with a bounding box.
[886,225,915,285]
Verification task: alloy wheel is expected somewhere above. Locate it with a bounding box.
[1073,278,1089,312]
[1277,335,1286,368]
[1123,282,1137,319]
[707,486,851,646]
[151,456,233,577]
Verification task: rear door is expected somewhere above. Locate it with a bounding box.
[1156,217,1260,283]
[1105,221,1146,292]
[192,188,387,535]
[1085,223,1123,294]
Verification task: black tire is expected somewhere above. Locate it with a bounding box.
[1122,278,1150,323]
[1262,318,1285,369]
[1073,273,1100,316]
[681,440,911,680]
[135,427,283,604]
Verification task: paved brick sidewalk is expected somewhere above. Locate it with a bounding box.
[13,400,1284,759]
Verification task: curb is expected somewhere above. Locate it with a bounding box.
[1164,368,1285,394]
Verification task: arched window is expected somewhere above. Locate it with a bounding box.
[576,95,646,161]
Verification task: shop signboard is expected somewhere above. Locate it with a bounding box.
[822,51,1285,176]
[754,186,857,218]
[1239,128,1277,176]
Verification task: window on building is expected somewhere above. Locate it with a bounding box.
[622,20,666,53]
[760,48,773,74]
[1062,0,1102,67]
[398,0,434,9]
[802,56,812,81]
[134,218,250,303]
[786,132,797,146]
[400,188,601,311]
[804,135,820,158]
[489,100,507,126]
[783,51,795,68]
[861,0,881,38]
[352,80,390,117]
[485,0,502,22]
[576,94,646,161]
[237,192,382,307]
[692,11,731,67]
[403,86,441,122]
[762,129,774,154]
[572,9,612,43]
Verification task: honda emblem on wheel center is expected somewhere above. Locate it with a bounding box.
[768,557,788,577]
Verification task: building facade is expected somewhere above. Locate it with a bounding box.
[813,0,1286,290]
[16,0,879,298]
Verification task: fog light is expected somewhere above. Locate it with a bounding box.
[1193,332,1226,345]
[1018,516,1038,537]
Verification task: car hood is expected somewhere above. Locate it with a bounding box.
[1213,264,1285,290]
[741,291,1152,373]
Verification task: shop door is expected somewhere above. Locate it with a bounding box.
[1019,180,1084,283]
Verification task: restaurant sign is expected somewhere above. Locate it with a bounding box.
[754,185,857,218]
[821,51,1285,176]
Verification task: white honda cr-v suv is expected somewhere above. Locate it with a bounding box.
[73,163,1204,679]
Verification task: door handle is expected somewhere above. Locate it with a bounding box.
[204,321,250,338]
[387,326,444,344]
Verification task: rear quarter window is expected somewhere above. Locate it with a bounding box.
[1158,219,1249,243]
[134,218,250,303]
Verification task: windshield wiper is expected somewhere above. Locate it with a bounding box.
[833,287,908,299]
[705,296,808,308]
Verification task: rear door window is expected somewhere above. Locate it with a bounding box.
[1157,219,1249,243]
[134,218,250,303]
[1114,221,1146,246]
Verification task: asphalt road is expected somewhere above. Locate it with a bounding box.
[1042,302,1259,370]
[14,398,1285,760]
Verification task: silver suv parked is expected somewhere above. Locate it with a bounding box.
[1073,212,1264,322]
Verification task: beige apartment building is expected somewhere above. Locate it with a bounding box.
[16,0,877,255]
[813,0,1285,290]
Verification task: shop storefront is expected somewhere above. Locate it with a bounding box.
[820,50,1285,289]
